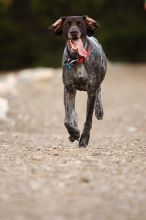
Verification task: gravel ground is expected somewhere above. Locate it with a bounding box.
[0,64,146,220]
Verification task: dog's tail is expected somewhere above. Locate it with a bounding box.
[95,88,104,120]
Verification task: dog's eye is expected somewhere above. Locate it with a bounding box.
[66,22,71,26]
[77,21,81,26]
[64,22,71,27]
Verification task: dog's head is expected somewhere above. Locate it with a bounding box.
[49,15,98,39]
[49,16,98,58]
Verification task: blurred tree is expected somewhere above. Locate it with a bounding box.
[144,0,146,10]
[0,0,146,70]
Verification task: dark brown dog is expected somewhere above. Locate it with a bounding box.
[50,16,107,147]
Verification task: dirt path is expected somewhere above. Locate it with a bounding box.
[0,64,146,220]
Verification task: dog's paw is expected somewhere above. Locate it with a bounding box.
[95,109,104,120]
[68,130,80,142]
[68,136,79,142]
[79,134,89,148]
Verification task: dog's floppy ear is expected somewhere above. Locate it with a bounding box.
[49,17,66,36]
[82,15,99,36]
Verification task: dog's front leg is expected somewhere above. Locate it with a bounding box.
[64,87,80,142]
[79,89,96,147]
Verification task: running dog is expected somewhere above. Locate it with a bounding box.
[50,15,107,147]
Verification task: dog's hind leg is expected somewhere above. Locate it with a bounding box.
[95,87,104,120]
[64,87,80,142]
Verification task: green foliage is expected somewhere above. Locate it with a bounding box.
[0,0,146,70]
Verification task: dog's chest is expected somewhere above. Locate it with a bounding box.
[75,64,87,78]
[72,64,89,90]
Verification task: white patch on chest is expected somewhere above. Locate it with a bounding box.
[76,64,88,78]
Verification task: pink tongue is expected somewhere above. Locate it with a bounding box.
[68,39,88,58]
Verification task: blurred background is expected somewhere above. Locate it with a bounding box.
[0,1,146,220]
[0,0,146,71]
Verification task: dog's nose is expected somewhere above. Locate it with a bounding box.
[70,30,78,37]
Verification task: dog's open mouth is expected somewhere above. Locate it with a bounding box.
[68,39,88,58]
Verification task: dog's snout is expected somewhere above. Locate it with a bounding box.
[70,30,78,37]
[70,30,78,35]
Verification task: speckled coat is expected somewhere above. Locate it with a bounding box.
[62,36,107,147]
[50,16,107,147]
[62,37,107,92]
